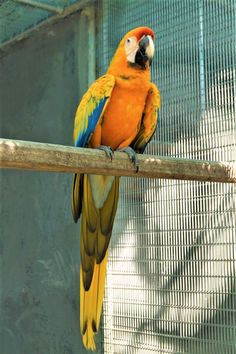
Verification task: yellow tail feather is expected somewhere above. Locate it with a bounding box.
[80,252,108,351]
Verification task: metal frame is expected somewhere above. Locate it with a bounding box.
[13,0,63,14]
[0,0,95,49]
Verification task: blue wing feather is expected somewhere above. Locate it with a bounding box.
[75,98,107,147]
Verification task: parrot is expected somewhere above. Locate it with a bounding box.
[71,26,160,350]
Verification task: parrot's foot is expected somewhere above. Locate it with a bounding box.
[97,145,114,161]
[118,147,139,172]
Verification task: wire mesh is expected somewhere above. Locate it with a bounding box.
[0,0,82,45]
[0,0,52,44]
[96,1,236,353]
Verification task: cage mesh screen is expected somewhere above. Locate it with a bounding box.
[96,0,236,353]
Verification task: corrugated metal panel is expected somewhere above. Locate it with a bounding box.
[96,1,236,353]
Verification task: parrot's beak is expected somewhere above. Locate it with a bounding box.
[135,35,155,69]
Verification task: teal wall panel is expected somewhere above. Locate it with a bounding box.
[0,11,102,354]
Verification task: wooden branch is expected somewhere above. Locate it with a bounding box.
[0,139,235,183]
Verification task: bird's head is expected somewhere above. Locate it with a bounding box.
[108,27,155,74]
[123,27,155,69]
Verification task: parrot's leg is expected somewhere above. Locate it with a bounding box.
[97,145,114,161]
[117,146,139,171]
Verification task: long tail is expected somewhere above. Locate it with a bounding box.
[75,174,119,350]
[80,252,108,350]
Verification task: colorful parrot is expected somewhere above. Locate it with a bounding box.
[72,26,160,350]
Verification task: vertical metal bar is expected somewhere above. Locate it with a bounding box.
[80,6,96,86]
[198,0,206,114]
[83,6,96,85]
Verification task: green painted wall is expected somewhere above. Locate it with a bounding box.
[0,11,102,354]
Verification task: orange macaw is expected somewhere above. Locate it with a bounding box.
[72,26,160,350]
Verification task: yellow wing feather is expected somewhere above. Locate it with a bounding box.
[72,75,115,224]
[73,74,115,145]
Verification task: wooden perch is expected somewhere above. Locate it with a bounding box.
[0,138,235,183]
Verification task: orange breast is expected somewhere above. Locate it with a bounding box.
[101,77,150,149]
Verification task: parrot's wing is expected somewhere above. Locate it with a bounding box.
[73,74,115,147]
[72,74,115,223]
[131,82,161,153]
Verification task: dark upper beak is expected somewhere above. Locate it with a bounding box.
[135,36,151,69]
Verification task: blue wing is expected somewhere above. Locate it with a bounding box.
[75,98,107,147]
[73,75,115,148]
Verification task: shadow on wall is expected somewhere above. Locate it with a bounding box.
[133,182,235,354]
[107,172,235,354]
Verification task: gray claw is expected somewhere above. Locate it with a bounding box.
[118,147,139,172]
[97,145,114,161]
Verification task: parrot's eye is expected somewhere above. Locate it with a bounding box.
[124,36,138,64]
[125,36,137,48]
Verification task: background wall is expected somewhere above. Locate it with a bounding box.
[0,11,102,354]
